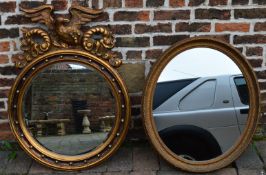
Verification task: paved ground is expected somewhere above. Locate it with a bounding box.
[0,141,265,175]
[37,133,108,155]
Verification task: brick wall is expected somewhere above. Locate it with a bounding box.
[27,66,115,134]
[0,0,266,140]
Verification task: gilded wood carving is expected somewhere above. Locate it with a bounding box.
[9,4,131,171]
[142,37,261,173]
[17,4,121,68]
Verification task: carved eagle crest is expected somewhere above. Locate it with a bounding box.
[20,4,103,48]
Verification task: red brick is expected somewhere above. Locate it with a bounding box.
[0,78,15,87]
[246,47,263,56]
[51,0,68,11]
[126,51,142,60]
[0,101,5,109]
[103,0,122,8]
[235,9,266,19]
[0,111,8,120]
[189,0,205,6]
[256,70,266,79]
[197,34,230,43]
[146,49,163,59]
[114,11,150,21]
[0,66,19,75]
[154,10,190,20]
[169,0,185,7]
[0,131,14,140]
[0,28,19,39]
[247,58,263,68]
[0,1,16,12]
[176,23,211,32]
[234,35,266,44]
[260,82,266,91]
[20,1,46,8]
[125,0,143,7]
[72,0,89,6]
[209,0,228,5]
[0,55,9,64]
[215,23,250,32]
[253,0,266,5]
[255,22,266,31]
[195,9,231,20]
[135,23,172,34]
[146,0,164,7]
[232,0,249,5]
[0,89,9,98]
[5,15,32,25]
[153,35,189,46]
[0,42,10,52]
[110,25,132,35]
[0,121,10,130]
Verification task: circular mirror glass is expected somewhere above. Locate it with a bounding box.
[22,62,116,155]
[154,48,248,161]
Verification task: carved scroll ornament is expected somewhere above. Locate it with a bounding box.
[17,4,121,68]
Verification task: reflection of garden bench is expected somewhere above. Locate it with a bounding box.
[99,116,115,132]
[28,119,71,137]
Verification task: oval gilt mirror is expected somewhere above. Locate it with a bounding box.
[9,51,131,170]
[142,37,260,172]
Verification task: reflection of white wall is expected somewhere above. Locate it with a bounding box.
[69,64,86,69]
[158,48,242,82]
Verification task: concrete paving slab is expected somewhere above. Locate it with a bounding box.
[28,161,60,175]
[235,145,263,169]
[238,169,265,175]
[255,141,266,162]
[0,151,9,174]
[158,156,177,171]
[157,171,197,175]
[207,168,237,175]
[80,162,107,173]
[103,172,130,175]
[133,146,159,171]
[106,147,133,172]
[130,171,157,175]
[4,151,33,175]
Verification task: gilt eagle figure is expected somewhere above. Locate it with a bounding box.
[20,4,103,48]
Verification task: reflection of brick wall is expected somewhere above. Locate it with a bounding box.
[28,69,115,134]
[0,0,266,140]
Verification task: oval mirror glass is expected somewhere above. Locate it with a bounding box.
[22,62,116,155]
[153,48,248,161]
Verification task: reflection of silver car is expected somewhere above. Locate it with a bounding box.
[153,75,249,161]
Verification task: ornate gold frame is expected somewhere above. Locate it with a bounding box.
[8,4,131,171]
[142,37,261,173]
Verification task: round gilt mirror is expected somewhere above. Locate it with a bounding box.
[142,37,260,172]
[9,51,130,170]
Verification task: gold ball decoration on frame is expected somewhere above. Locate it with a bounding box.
[8,3,130,171]
[142,37,261,173]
